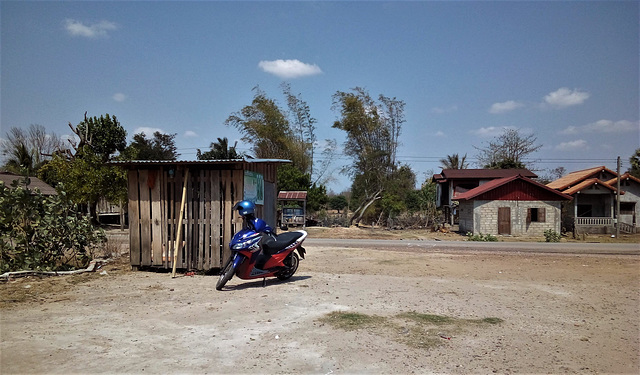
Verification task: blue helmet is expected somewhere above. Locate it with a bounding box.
[234,200,255,216]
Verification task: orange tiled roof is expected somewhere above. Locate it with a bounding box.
[603,172,640,186]
[562,178,621,196]
[546,166,616,190]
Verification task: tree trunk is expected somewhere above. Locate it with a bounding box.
[349,189,383,226]
[90,201,99,225]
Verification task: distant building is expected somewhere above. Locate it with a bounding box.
[0,171,57,195]
[432,168,537,224]
[453,174,571,237]
[547,166,638,234]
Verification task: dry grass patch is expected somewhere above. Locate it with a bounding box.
[319,311,503,350]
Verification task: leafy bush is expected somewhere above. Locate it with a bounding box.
[544,229,561,243]
[466,232,498,242]
[0,180,105,273]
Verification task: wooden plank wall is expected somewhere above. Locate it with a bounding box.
[128,166,244,271]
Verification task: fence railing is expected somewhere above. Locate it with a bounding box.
[575,217,613,226]
[575,217,636,234]
[619,222,636,234]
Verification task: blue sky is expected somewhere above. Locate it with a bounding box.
[2,1,638,193]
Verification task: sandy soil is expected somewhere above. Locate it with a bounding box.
[1,233,639,374]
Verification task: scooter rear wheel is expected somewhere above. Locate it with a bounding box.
[216,257,235,290]
[276,252,299,280]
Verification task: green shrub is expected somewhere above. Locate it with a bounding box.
[0,181,105,273]
[544,229,561,242]
[466,232,498,242]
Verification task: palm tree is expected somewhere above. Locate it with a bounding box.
[3,141,38,176]
[439,153,468,170]
[197,137,242,160]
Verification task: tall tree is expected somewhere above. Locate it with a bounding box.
[225,86,328,212]
[197,137,241,160]
[225,87,308,170]
[122,131,179,160]
[378,95,405,166]
[629,148,640,178]
[474,128,542,169]
[282,83,316,176]
[379,164,416,220]
[1,124,66,175]
[332,87,406,225]
[69,113,126,162]
[40,113,128,222]
[439,153,468,170]
[3,142,37,176]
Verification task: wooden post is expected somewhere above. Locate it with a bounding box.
[616,156,621,238]
[171,168,189,278]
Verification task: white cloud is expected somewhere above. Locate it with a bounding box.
[64,19,118,38]
[489,100,524,114]
[435,131,445,137]
[583,119,637,133]
[113,93,126,102]
[555,139,588,151]
[560,119,637,135]
[184,130,198,138]
[133,127,164,136]
[544,87,590,108]
[258,59,322,79]
[470,126,515,138]
[559,126,579,135]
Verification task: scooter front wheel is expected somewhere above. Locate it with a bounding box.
[216,256,235,290]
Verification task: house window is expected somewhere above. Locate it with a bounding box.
[527,207,546,223]
[620,202,635,215]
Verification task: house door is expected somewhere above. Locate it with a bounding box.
[498,207,511,235]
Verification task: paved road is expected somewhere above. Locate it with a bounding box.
[305,238,640,255]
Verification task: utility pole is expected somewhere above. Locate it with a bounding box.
[616,156,621,238]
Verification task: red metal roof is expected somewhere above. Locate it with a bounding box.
[278,191,307,200]
[454,174,572,201]
[435,169,537,180]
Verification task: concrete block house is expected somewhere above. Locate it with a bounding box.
[433,168,537,225]
[547,166,638,234]
[605,173,640,232]
[454,174,572,237]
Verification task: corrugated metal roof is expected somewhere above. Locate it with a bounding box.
[454,174,572,201]
[437,168,537,180]
[0,172,57,195]
[278,191,307,200]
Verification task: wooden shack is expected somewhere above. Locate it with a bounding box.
[113,159,289,271]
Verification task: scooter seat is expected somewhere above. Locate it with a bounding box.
[261,231,304,254]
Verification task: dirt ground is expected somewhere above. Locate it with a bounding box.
[1,229,639,374]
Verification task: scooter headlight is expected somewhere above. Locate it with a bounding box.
[231,236,261,250]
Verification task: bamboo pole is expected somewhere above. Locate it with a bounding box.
[171,168,189,278]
